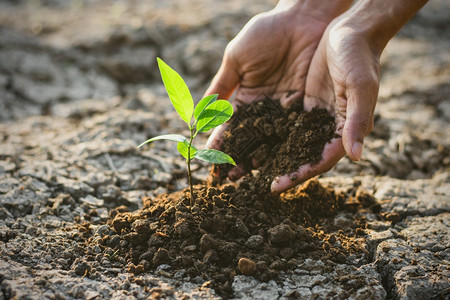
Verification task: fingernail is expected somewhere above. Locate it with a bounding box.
[270,177,280,194]
[352,141,363,161]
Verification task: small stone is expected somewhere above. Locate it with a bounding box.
[203,249,219,263]
[80,195,104,207]
[25,226,38,236]
[234,219,250,237]
[156,269,172,278]
[0,207,12,220]
[85,290,100,300]
[102,185,122,202]
[356,190,381,212]
[385,212,401,223]
[174,270,186,280]
[128,264,144,275]
[238,258,257,276]
[153,248,170,266]
[334,214,353,227]
[296,225,308,239]
[132,219,150,235]
[123,232,143,246]
[174,220,191,238]
[279,247,294,259]
[101,258,111,267]
[184,245,196,251]
[71,258,91,276]
[269,260,287,271]
[199,233,216,252]
[108,235,121,248]
[95,224,110,236]
[69,285,85,298]
[268,224,295,244]
[120,279,131,290]
[140,259,150,270]
[156,264,171,271]
[245,235,264,249]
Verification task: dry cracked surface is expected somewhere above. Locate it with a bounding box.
[0,0,449,299]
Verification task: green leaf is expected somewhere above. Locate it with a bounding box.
[195,149,236,165]
[194,94,218,120]
[196,100,233,133]
[157,58,194,126]
[137,134,186,148]
[177,141,197,160]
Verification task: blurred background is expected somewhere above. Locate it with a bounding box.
[0,0,278,121]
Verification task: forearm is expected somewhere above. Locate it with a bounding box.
[339,0,428,54]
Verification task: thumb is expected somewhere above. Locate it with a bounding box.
[204,56,240,100]
[341,75,378,161]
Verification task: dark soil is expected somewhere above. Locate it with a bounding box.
[214,97,336,190]
[95,98,377,298]
[106,179,376,298]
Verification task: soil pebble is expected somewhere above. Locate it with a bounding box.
[238,258,257,276]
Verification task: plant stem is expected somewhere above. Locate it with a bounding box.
[187,128,195,207]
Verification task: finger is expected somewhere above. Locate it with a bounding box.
[206,123,247,182]
[341,74,378,161]
[279,90,304,109]
[271,138,345,193]
[205,124,228,150]
[204,54,241,100]
[228,165,246,181]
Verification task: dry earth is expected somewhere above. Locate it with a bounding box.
[0,0,449,299]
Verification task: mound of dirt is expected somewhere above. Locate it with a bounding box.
[95,98,377,298]
[106,179,375,297]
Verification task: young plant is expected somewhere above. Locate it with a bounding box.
[138,58,236,206]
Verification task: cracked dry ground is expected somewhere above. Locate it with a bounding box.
[0,0,449,299]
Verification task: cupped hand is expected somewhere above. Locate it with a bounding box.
[205,0,352,180]
[271,16,382,192]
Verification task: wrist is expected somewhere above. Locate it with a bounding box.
[334,0,428,54]
[276,0,353,24]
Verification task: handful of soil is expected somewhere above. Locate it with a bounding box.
[214,97,336,190]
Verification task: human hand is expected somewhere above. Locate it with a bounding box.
[205,0,352,180]
[271,0,428,192]
[271,16,381,192]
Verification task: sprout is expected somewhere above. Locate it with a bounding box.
[138,58,235,206]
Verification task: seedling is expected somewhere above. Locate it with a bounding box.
[138,58,236,206]
[107,249,120,261]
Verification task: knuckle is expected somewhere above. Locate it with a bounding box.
[347,65,379,91]
[350,74,378,91]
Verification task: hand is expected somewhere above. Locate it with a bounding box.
[271,16,381,192]
[205,0,352,179]
[271,0,428,192]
